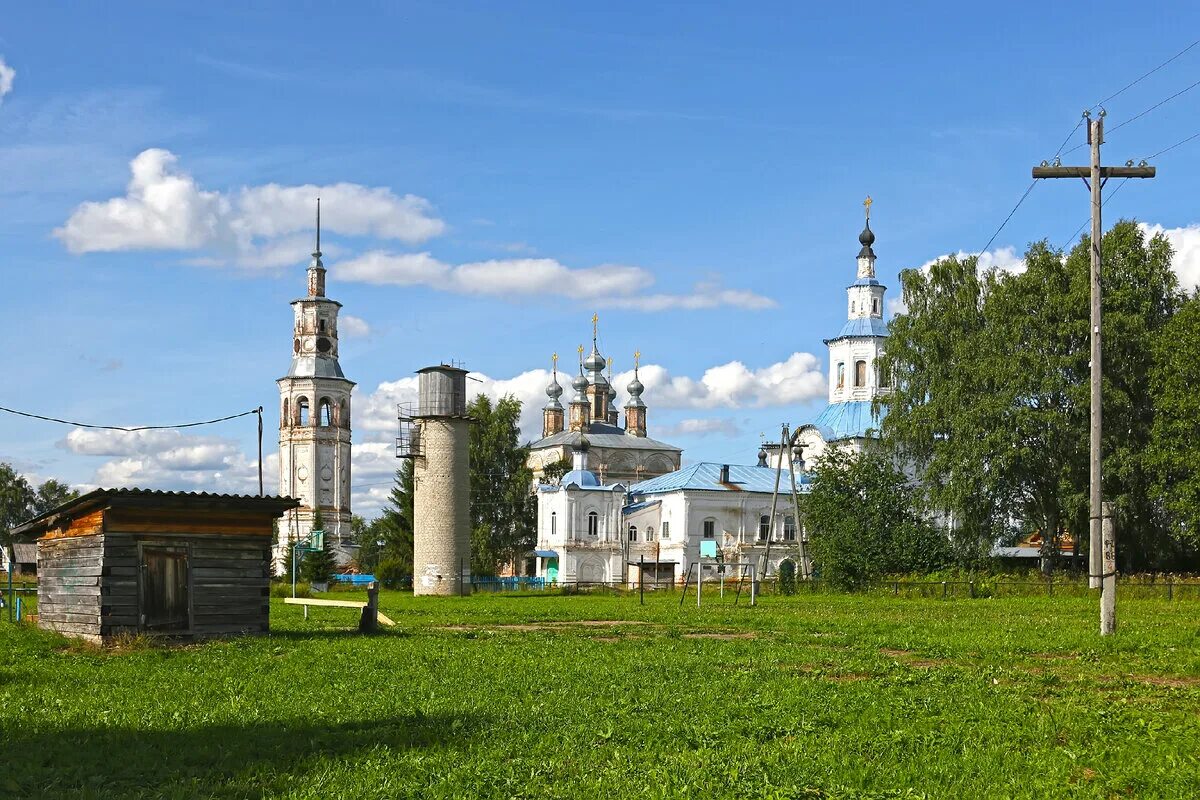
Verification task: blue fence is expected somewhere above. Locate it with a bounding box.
[471,576,546,592]
[331,574,378,586]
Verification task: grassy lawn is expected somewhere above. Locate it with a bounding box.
[2,590,1199,799]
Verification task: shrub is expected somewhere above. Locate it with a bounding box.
[778,560,797,595]
[270,581,311,598]
[375,559,409,590]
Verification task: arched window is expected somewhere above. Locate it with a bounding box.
[319,398,334,427]
[878,363,891,388]
[758,515,770,541]
[855,360,867,387]
[281,399,289,427]
[702,519,715,539]
[836,363,845,389]
[628,525,638,542]
[872,297,880,315]
[550,511,557,536]
[587,511,598,537]
[297,397,310,426]
[646,526,655,542]
[784,515,797,541]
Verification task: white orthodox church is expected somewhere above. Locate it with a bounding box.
[275,206,355,569]
[526,320,682,486]
[531,206,890,586]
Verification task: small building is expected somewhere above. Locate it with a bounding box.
[2,542,37,576]
[13,488,298,644]
[621,461,812,587]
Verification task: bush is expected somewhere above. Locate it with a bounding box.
[375,559,410,590]
[778,560,797,595]
[270,581,311,598]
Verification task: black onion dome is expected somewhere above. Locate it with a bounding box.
[857,220,876,258]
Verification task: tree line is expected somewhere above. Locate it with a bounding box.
[803,220,1200,587]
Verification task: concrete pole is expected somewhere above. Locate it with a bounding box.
[1101,501,1117,635]
[1088,115,1104,590]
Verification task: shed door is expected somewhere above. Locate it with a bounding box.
[140,547,191,632]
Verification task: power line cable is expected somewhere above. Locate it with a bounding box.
[1064,75,1200,156]
[0,404,261,432]
[1091,38,1200,109]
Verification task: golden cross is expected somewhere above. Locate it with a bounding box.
[863,195,873,221]
[577,344,584,363]
[607,357,613,374]
[552,352,558,372]
[634,350,641,370]
[591,312,599,340]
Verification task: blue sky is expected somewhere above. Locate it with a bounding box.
[3,2,1200,516]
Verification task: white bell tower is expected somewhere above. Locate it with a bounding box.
[276,200,355,570]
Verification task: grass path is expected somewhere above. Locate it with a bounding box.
[2,591,1198,798]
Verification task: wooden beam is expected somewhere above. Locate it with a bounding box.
[1032,166,1155,179]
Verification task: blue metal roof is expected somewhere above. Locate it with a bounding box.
[534,549,559,558]
[848,278,886,288]
[629,462,812,497]
[825,317,890,341]
[802,401,887,442]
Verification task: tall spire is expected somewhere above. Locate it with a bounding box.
[307,197,326,297]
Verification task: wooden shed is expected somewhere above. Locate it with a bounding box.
[13,489,298,643]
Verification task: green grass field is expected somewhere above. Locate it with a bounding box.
[2,590,1199,799]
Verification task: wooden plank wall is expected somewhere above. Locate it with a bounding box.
[37,535,105,641]
[104,531,271,638]
[38,531,272,642]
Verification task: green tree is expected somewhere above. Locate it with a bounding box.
[467,394,536,576]
[539,456,573,485]
[1148,290,1200,558]
[880,221,1181,571]
[366,459,415,577]
[805,448,948,590]
[301,509,337,584]
[876,253,1011,566]
[1,465,79,570]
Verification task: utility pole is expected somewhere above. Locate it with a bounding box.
[1032,109,1155,635]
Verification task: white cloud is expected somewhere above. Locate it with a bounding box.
[340,315,371,338]
[54,148,446,266]
[658,418,741,438]
[620,352,826,410]
[338,251,774,309]
[0,57,15,105]
[62,428,274,496]
[1140,222,1200,292]
[888,245,1025,315]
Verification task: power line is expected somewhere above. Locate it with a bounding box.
[1146,129,1200,160]
[1092,38,1200,109]
[0,404,262,432]
[978,180,1039,256]
[1064,75,1200,156]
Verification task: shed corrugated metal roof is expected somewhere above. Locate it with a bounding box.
[629,462,811,496]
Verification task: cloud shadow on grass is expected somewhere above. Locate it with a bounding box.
[7,711,488,797]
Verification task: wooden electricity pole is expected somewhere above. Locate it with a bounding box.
[1032,109,1155,635]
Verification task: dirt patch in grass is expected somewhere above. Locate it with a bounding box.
[1134,675,1200,688]
[1027,652,1076,661]
[683,632,757,640]
[879,648,947,668]
[439,620,653,634]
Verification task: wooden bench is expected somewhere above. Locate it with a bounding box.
[283,584,395,628]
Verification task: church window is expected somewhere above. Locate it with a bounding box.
[836,363,845,389]
[784,515,797,541]
[661,521,670,539]
[319,319,326,333]
[282,399,289,425]
[879,363,891,388]
[646,526,655,541]
[297,397,310,426]
[855,360,867,387]
[551,512,557,537]
[319,399,334,427]
[703,519,715,539]
[758,515,770,541]
[628,525,638,542]
[872,297,880,315]
[587,512,598,537]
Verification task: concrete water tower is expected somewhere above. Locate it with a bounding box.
[410,364,472,596]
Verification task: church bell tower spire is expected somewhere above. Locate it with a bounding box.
[308,197,326,298]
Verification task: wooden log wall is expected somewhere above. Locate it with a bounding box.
[38,531,272,642]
